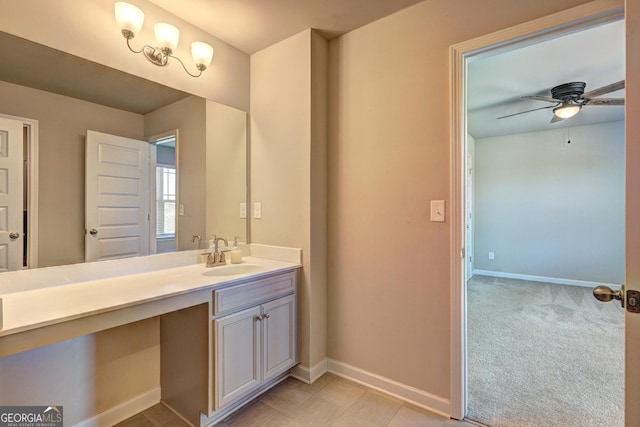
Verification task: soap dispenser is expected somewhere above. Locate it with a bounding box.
[230,237,242,264]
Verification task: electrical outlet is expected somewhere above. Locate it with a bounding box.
[240,202,247,219]
[489,251,495,260]
[179,204,184,216]
[254,202,262,219]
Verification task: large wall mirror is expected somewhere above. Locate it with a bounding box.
[0,31,247,271]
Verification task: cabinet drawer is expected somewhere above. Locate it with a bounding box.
[213,272,296,315]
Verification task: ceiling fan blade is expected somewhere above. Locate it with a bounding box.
[584,98,625,106]
[550,114,564,124]
[497,104,556,120]
[522,95,561,103]
[583,80,625,98]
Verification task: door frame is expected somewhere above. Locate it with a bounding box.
[449,1,624,419]
[0,113,39,269]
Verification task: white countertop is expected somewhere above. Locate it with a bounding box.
[0,245,301,356]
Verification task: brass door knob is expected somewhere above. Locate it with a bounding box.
[593,285,625,308]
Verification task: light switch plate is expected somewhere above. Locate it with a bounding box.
[430,200,445,222]
[254,202,262,219]
[240,202,247,219]
[179,204,184,216]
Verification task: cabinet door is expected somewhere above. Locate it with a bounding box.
[214,306,261,409]
[262,294,297,382]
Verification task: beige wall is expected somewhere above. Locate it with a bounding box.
[0,80,144,267]
[309,30,329,372]
[326,0,596,400]
[0,0,250,111]
[205,101,248,244]
[625,0,640,424]
[250,29,328,370]
[145,96,207,251]
[0,318,159,426]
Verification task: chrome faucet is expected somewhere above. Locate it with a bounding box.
[205,235,229,267]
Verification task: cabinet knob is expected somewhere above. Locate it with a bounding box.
[263,313,270,319]
[255,315,264,321]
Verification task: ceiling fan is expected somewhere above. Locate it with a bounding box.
[497,80,625,123]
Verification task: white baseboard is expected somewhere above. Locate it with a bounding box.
[73,387,160,427]
[327,359,450,418]
[473,269,621,289]
[290,359,328,384]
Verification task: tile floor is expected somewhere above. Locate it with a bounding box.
[116,373,477,427]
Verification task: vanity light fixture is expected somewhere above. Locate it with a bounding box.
[114,2,214,78]
[553,101,582,119]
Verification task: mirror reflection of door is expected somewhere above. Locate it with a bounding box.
[0,117,24,271]
[150,132,178,254]
[85,130,154,262]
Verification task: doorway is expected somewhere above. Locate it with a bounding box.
[449,3,626,425]
[149,130,179,254]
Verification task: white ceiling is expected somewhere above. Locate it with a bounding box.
[468,19,625,139]
[146,0,425,54]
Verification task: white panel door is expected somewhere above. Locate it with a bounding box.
[0,117,23,271]
[85,130,152,262]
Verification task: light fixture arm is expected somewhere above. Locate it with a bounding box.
[168,54,205,78]
[125,37,145,55]
[122,38,205,77]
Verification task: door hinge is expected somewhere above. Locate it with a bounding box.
[461,248,465,259]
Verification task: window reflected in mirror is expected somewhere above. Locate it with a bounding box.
[153,134,178,253]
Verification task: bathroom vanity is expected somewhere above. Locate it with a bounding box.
[0,244,300,427]
[161,270,297,425]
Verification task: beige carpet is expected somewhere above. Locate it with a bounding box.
[466,275,624,427]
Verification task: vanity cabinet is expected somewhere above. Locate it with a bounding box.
[214,293,296,409]
[160,270,298,426]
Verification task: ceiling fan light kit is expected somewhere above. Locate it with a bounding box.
[497,80,624,123]
[553,102,581,119]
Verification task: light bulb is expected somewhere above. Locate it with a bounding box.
[114,2,144,36]
[154,23,180,52]
[553,103,581,119]
[192,42,214,69]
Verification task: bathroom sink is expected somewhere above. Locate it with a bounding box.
[201,263,264,277]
